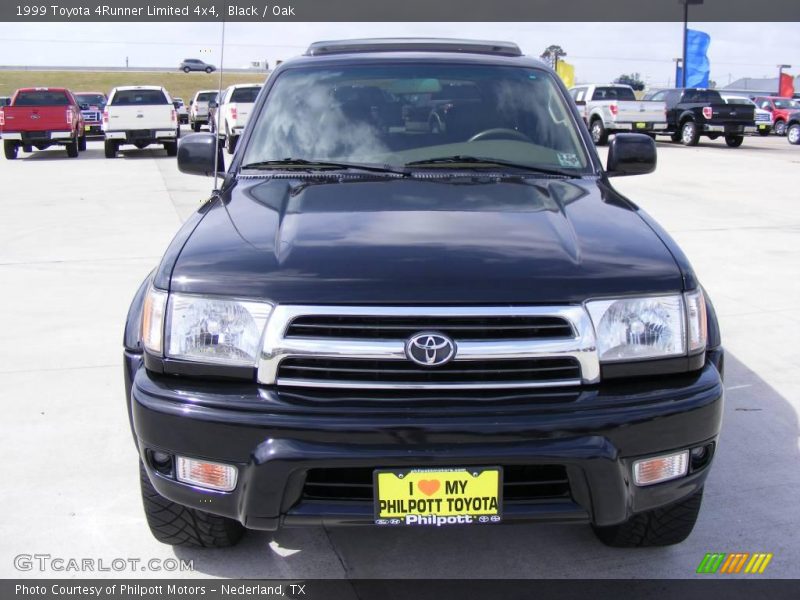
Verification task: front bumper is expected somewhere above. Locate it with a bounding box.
[127,350,724,531]
[83,123,103,136]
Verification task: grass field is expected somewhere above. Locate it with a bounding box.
[0,70,268,102]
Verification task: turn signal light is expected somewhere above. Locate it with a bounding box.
[176,457,237,492]
[633,450,689,486]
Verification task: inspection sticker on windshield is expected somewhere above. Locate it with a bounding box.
[557,153,580,168]
[374,467,502,526]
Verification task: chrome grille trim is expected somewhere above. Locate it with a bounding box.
[257,305,600,389]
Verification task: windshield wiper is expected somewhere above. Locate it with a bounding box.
[404,155,581,177]
[240,158,408,176]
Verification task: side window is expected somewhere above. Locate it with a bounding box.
[759,100,771,110]
[575,89,586,102]
[650,91,666,102]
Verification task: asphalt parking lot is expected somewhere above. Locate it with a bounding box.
[1,131,798,579]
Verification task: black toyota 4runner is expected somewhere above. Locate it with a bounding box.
[124,39,724,548]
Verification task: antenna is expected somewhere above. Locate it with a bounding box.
[212,20,226,193]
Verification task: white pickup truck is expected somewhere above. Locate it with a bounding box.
[210,83,263,154]
[568,84,667,145]
[103,86,178,158]
[189,89,218,132]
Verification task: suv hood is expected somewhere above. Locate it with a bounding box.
[168,176,684,304]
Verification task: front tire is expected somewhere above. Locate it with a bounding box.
[205,67,213,74]
[681,120,699,146]
[774,119,786,136]
[164,141,178,156]
[4,140,18,160]
[192,121,201,132]
[104,139,118,158]
[593,488,704,548]
[725,134,744,148]
[139,462,244,548]
[590,119,608,145]
[78,135,87,151]
[787,124,800,145]
[183,67,191,73]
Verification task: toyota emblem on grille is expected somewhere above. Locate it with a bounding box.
[405,332,456,367]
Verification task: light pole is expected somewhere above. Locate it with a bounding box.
[778,64,791,96]
[679,0,704,88]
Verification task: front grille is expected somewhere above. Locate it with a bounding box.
[277,357,581,387]
[301,465,571,504]
[82,111,101,122]
[755,113,771,123]
[258,305,599,389]
[285,314,574,340]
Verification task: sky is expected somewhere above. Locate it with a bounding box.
[0,22,797,87]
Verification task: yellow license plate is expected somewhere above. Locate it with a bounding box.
[635,122,647,128]
[759,125,768,130]
[84,125,91,131]
[374,467,502,526]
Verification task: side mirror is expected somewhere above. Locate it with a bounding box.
[606,133,656,177]
[208,100,218,109]
[173,101,180,109]
[177,133,225,176]
[188,100,193,106]
[79,103,89,110]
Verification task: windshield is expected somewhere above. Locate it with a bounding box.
[111,89,168,105]
[682,90,722,103]
[591,86,636,101]
[196,92,217,102]
[75,93,106,106]
[241,64,590,173]
[230,86,261,103]
[724,97,754,106]
[14,91,70,106]
[774,99,799,109]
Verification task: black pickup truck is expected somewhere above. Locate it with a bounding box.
[124,39,724,549]
[644,87,755,147]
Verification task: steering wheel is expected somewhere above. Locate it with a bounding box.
[468,128,531,143]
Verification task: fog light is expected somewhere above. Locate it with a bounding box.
[633,450,689,486]
[176,457,237,492]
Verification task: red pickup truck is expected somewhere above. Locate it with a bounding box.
[0,87,85,159]
[751,95,800,136]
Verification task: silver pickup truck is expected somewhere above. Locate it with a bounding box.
[569,84,667,145]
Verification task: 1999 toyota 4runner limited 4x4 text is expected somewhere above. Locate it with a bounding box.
[124,39,723,549]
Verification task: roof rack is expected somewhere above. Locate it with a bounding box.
[305,38,522,57]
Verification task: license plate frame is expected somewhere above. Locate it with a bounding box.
[373,466,503,527]
[635,122,648,129]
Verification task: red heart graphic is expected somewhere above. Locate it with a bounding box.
[418,479,440,496]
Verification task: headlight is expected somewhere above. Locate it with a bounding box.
[586,291,706,362]
[140,286,272,366]
[166,294,272,366]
